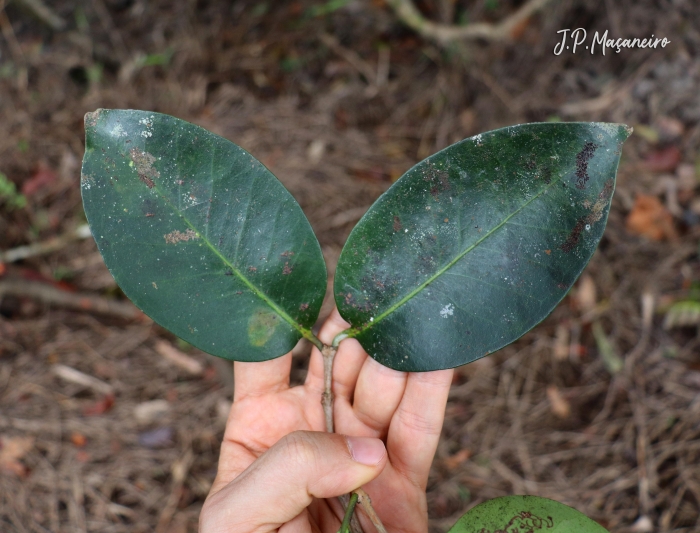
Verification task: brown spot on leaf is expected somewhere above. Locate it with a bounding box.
[575,141,598,189]
[423,162,450,200]
[393,216,402,232]
[282,262,292,275]
[129,148,160,189]
[544,249,551,255]
[560,218,586,253]
[344,293,353,305]
[299,303,309,311]
[164,229,198,244]
[248,266,257,272]
[281,251,295,257]
[84,109,102,128]
[561,179,615,252]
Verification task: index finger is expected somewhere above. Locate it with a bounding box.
[233,352,292,401]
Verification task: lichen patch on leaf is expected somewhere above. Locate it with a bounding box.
[129,148,160,189]
[164,229,198,244]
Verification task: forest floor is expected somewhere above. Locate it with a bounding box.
[1,0,699,532]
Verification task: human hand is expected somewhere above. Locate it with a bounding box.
[202,308,454,532]
[200,430,387,533]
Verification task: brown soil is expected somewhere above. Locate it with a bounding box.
[1,1,699,532]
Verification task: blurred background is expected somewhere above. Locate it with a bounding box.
[0,0,699,532]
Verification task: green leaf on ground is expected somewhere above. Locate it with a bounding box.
[81,109,326,361]
[334,122,631,371]
[448,495,609,533]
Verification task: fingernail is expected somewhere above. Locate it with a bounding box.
[346,436,386,466]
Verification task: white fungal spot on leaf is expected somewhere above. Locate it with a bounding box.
[440,304,454,318]
[111,123,128,137]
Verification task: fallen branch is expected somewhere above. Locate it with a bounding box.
[0,224,91,263]
[386,0,553,45]
[0,278,145,321]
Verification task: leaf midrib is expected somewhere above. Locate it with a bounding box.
[148,170,313,342]
[348,174,562,338]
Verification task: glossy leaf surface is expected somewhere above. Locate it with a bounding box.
[82,109,326,361]
[335,123,630,371]
[448,495,609,533]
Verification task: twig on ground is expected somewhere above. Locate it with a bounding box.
[12,0,66,31]
[385,0,553,45]
[155,449,194,533]
[52,364,114,396]
[0,279,145,321]
[91,0,130,60]
[320,33,378,87]
[0,0,27,89]
[154,340,204,376]
[0,224,91,263]
[560,56,657,116]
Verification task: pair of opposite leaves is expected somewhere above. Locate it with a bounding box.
[81,109,630,372]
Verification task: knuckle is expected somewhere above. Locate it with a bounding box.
[397,407,442,437]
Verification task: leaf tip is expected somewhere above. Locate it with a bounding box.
[595,122,633,142]
[84,109,104,129]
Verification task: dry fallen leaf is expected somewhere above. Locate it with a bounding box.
[626,194,678,241]
[546,385,571,419]
[0,435,35,477]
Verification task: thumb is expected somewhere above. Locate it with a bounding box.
[200,431,387,533]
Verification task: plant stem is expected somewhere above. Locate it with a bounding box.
[338,492,359,533]
[321,344,336,433]
[320,341,388,533]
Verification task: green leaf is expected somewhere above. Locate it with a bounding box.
[448,495,609,533]
[81,109,326,361]
[334,123,631,371]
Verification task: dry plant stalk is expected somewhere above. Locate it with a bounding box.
[386,0,554,45]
